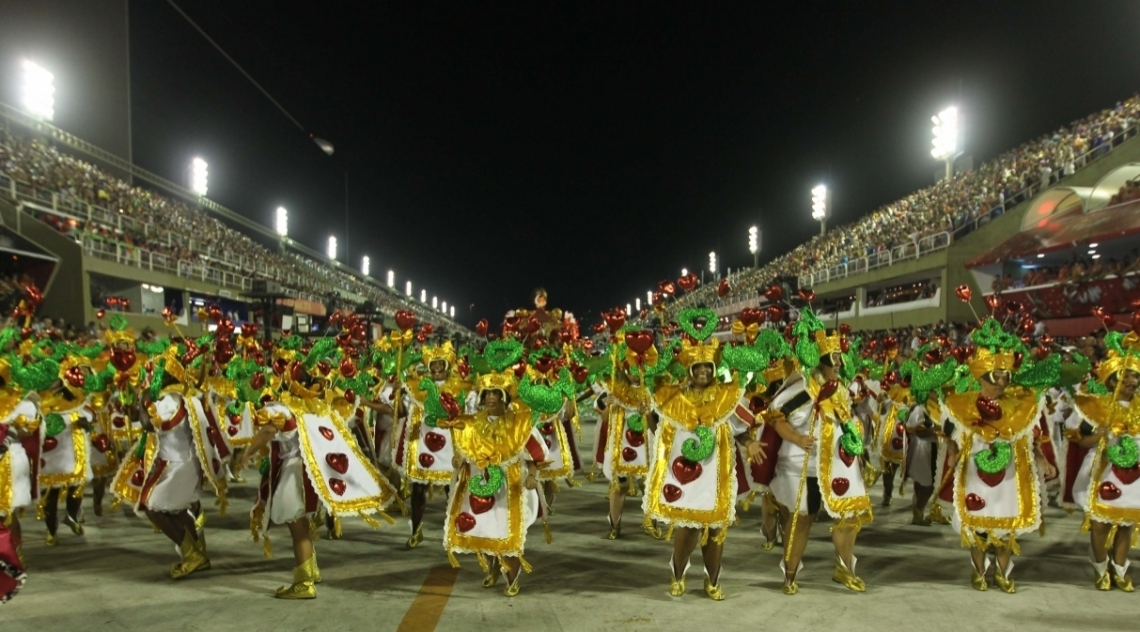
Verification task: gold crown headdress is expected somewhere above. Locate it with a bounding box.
[966,318,1023,380]
[421,341,457,370]
[1097,331,1140,384]
[678,337,720,370]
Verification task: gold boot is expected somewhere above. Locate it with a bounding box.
[275,554,318,599]
[1093,557,1110,591]
[970,557,990,591]
[780,560,802,595]
[502,567,521,597]
[910,506,931,526]
[928,504,951,525]
[312,550,322,585]
[45,532,58,546]
[607,516,621,540]
[994,560,1016,594]
[832,555,866,592]
[644,521,665,540]
[669,556,690,597]
[406,523,424,549]
[193,511,206,533]
[170,531,211,579]
[1111,560,1134,592]
[482,558,500,588]
[62,514,84,536]
[703,569,725,601]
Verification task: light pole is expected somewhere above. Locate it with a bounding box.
[931,106,961,181]
[361,256,370,276]
[387,270,395,288]
[420,289,427,304]
[21,60,55,121]
[190,158,209,197]
[441,300,447,313]
[811,184,828,235]
[709,251,717,281]
[275,207,289,253]
[748,225,760,268]
[327,236,338,262]
[449,305,455,318]
[405,281,412,297]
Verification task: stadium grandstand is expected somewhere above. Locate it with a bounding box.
[666,95,1140,341]
[0,100,468,339]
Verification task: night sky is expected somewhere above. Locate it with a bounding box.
[128,1,1140,327]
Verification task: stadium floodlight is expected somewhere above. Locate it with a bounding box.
[450,305,455,318]
[931,106,961,179]
[432,296,438,309]
[275,207,289,237]
[441,300,447,313]
[748,225,760,268]
[327,236,337,261]
[190,158,209,196]
[361,255,370,276]
[635,297,642,312]
[21,60,55,121]
[811,184,828,235]
[626,303,632,316]
[709,251,717,276]
[647,290,653,306]
[420,289,427,303]
[681,267,688,277]
[406,280,412,297]
[387,270,395,288]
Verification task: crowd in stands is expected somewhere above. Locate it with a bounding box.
[1108,176,1140,206]
[864,280,938,308]
[0,126,456,327]
[994,249,1140,291]
[671,95,1140,315]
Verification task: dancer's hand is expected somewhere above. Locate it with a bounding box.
[524,474,538,490]
[792,433,814,451]
[747,439,767,465]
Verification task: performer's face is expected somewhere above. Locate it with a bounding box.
[981,370,1010,398]
[1119,370,1139,400]
[483,389,505,412]
[429,360,448,380]
[691,363,713,387]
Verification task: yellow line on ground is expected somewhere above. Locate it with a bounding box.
[396,566,461,632]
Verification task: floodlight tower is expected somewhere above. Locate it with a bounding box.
[21,60,55,121]
[931,106,962,181]
[748,225,760,268]
[811,185,828,235]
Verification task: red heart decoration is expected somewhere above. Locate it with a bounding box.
[766,305,785,323]
[112,417,126,429]
[739,307,765,326]
[319,426,335,441]
[764,285,784,303]
[440,393,461,420]
[678,273,699,292]
[798,288,816,303]
[662,484,683,503]
[226,425,239,437]
[457,512,477,532]
[91,434,112,453]
[831,477,850,496]
[977,469,1006,487]
[603,309,627,333]
[1112,465,1140,485]
[1100,482,1123,500]
[658,279,676,296]
[130,469,145,486]
[329,478,347,496]
[671,457,703,485]
[395,310,417,332]
[985,294,1002,313]
[622,447,638,462]
[965,493,986,511]
[43,437,58,452]
[954,284,972,303]
[419,453,435,469]
[469,494,495,514]
[976,396,1003,421]
[424,431,447,452]
[717,278,731,298]
[625,429,645,447]
[475,318,489,337]
[624,330,654,355]
[838,446,855,468]
[891,437,904,450]
[326,452,349,475]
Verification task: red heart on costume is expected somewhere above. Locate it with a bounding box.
[965,493,986,511]
[424,431,447,452]
[1100,482,1123,501]
[457,512,477,533]
[319,426,335,441]
[541,422,554,435]
[43,437,58,452]
[130,469,144,486]
[113,417,126,429]
[92,434,112,453]
[227,425,239,437]
[976,396,1003,421]
[831,477,850,496]
[838,446,855,467]
[1112,465,1140,485]
[625,429,645,447]
[624,330,654,355]
[469,494,495,515]
[662,484,683,503]
[326,452,349,474]
[977,469,1006,487]
[622,447,637,462]
[329,478,347,496]
[419,453,435,468]
[671,457,702,485]
[891,437,904,450]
